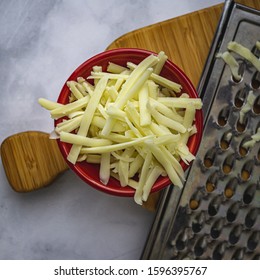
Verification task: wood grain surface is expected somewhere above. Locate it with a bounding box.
[1,131,68,192]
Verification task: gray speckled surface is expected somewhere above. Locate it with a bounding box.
[0,0,223,259]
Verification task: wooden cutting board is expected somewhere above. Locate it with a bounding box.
[106,0,260,210]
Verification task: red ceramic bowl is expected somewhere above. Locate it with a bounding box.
[55,48,203,197]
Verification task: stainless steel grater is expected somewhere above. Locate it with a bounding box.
[142,0,260,260]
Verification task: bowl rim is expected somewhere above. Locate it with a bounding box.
[55,47,203,197]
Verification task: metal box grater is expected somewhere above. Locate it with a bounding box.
[142,0,260,260]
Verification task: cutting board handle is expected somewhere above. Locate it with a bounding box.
[0,131,68,192]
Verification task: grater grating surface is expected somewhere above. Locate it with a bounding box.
[142,0,260,260]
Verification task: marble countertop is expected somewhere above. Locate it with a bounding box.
[0,0,223,260]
